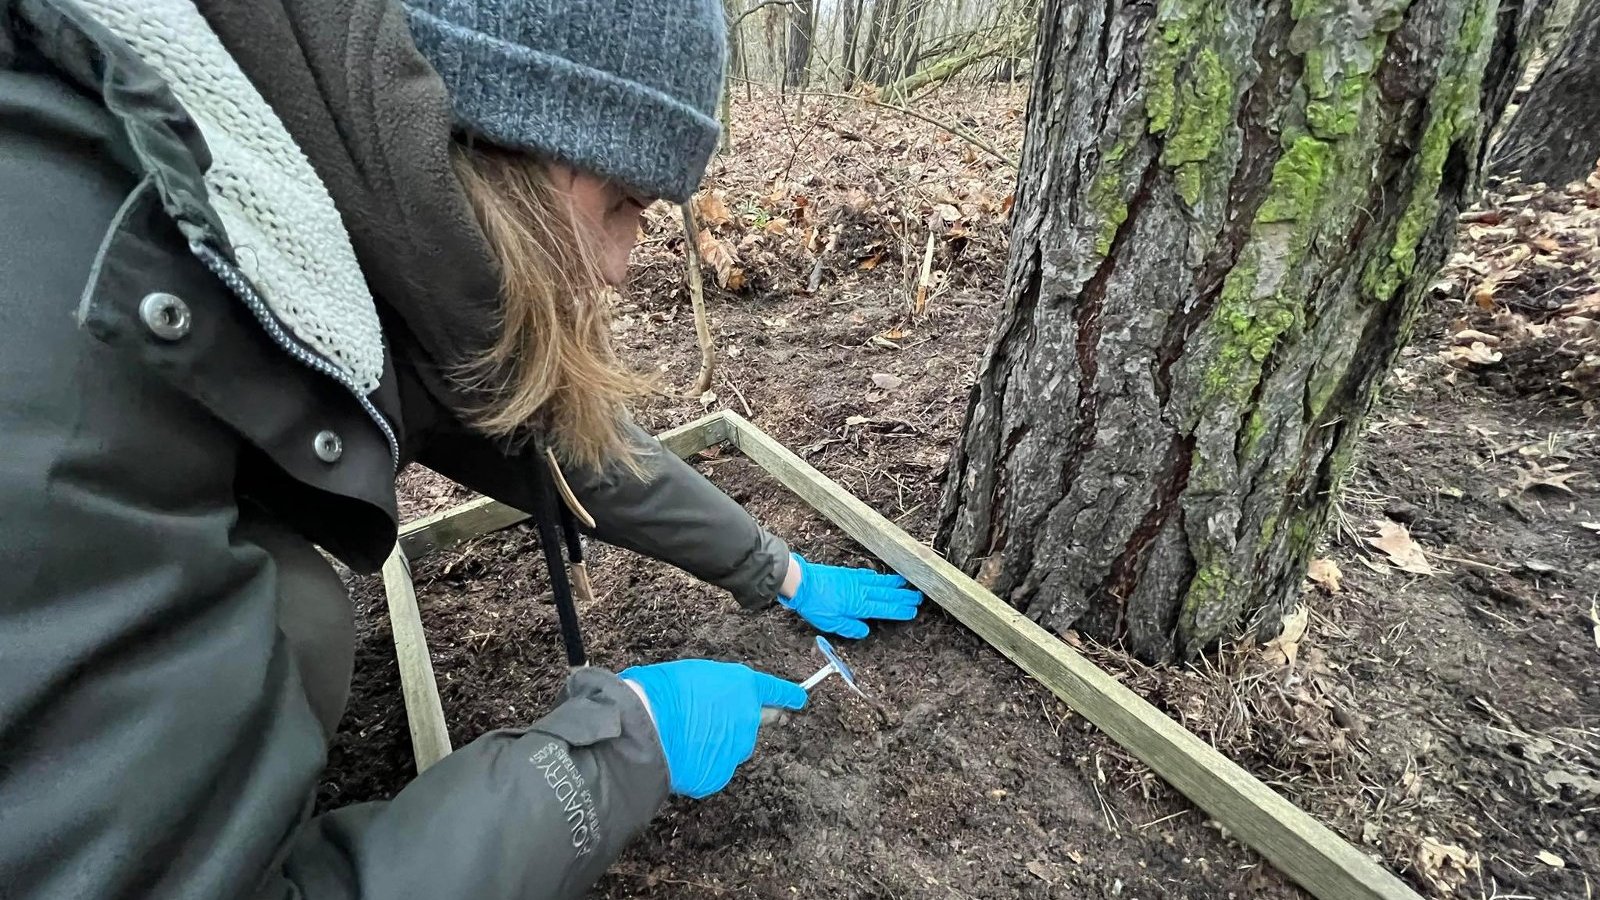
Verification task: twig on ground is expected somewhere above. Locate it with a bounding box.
[1422,548,1511,573]
[1137,808,1193,831]
[723,373,754,418]
[914,231,936,315]
[679,202,715,396]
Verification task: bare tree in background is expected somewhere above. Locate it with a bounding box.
[1492,1,1600,185]
[786,0,816,88]
[861,0,902,84]
[723,0,1032,92]
[888,0,928,83]
[840,0,866,87]
[939,0,1538,663]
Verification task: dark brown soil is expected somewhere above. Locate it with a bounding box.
[332,455,1290,899]
[323,89,1599,899]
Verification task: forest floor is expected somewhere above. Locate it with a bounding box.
[321,87,1599,899]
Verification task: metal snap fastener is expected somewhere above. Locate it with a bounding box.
[139,292,191,341]
[313,430,343,463]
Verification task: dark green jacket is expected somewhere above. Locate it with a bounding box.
[0,0,786,897]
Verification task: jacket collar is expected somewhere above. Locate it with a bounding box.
[16,0,505,417]
[75,0,388,397]
[193,0,505,410]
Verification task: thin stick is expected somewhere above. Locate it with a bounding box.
[1137,808,1192,831]
[727,0,799,29]
[914,231,936,315]
[792,89,1015,167]
[1421,548,1510,573]
[680,202,716,396]
[724,374,755,418]
[544,447,596,529]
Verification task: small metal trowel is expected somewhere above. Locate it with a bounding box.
[761,636,865,725]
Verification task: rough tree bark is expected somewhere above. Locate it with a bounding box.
[786,0,816,88]
[1491,3,1600,184]
[938,0,1533,663]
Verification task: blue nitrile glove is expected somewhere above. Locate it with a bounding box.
[619,660,808,799]
[780,553,924,639]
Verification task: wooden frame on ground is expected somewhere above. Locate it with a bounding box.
[381,410,1421,900]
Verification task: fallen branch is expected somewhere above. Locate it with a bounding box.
[794,89,1016,168]
[727,0,799,29]
[914,231,935,315]
[885,23,1030,99]
[680,202,716,396]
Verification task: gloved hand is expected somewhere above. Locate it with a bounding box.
[619,660,807,799]
[780,553,923,639]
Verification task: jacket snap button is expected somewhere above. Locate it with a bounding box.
[313,430,343,463]
[139,292,191,340]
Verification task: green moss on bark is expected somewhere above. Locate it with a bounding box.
[1365,0,1495,300]
[1307,77,1367,137]
[1257,136,1335,223]
[1141,2,1244,207]
[1082,123,1146,258]
[1089,171,1130,257]
[1165,48,1236,205]
[1145,1,1205,134]
[1177,558,1237,653]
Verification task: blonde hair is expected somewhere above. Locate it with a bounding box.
[452,141,650,474]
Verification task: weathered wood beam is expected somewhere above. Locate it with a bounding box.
[718,411,1420,900]
[399,496,530,560]
[388,408,1417,900]
[396,411,733,559]
[381,547,452,773]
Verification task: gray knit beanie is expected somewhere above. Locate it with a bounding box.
[404,0,727,204]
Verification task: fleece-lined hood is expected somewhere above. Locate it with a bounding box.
[73,0,388,396]
[190,0,505,405]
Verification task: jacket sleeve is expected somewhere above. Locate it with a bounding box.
[413,411,789,609]
[274,669,669,900]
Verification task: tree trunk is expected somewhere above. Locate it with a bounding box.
[720,0,742,153]
[786,0,816,88]
[1491,4,1600,184]
[863,0,904,84]
[891,0,928,82]
[842,0,865,88]
[763,2,784,86]
[725,0,745,79]
[938,0,1532,663]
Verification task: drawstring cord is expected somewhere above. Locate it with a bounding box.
[531,441,588,668]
